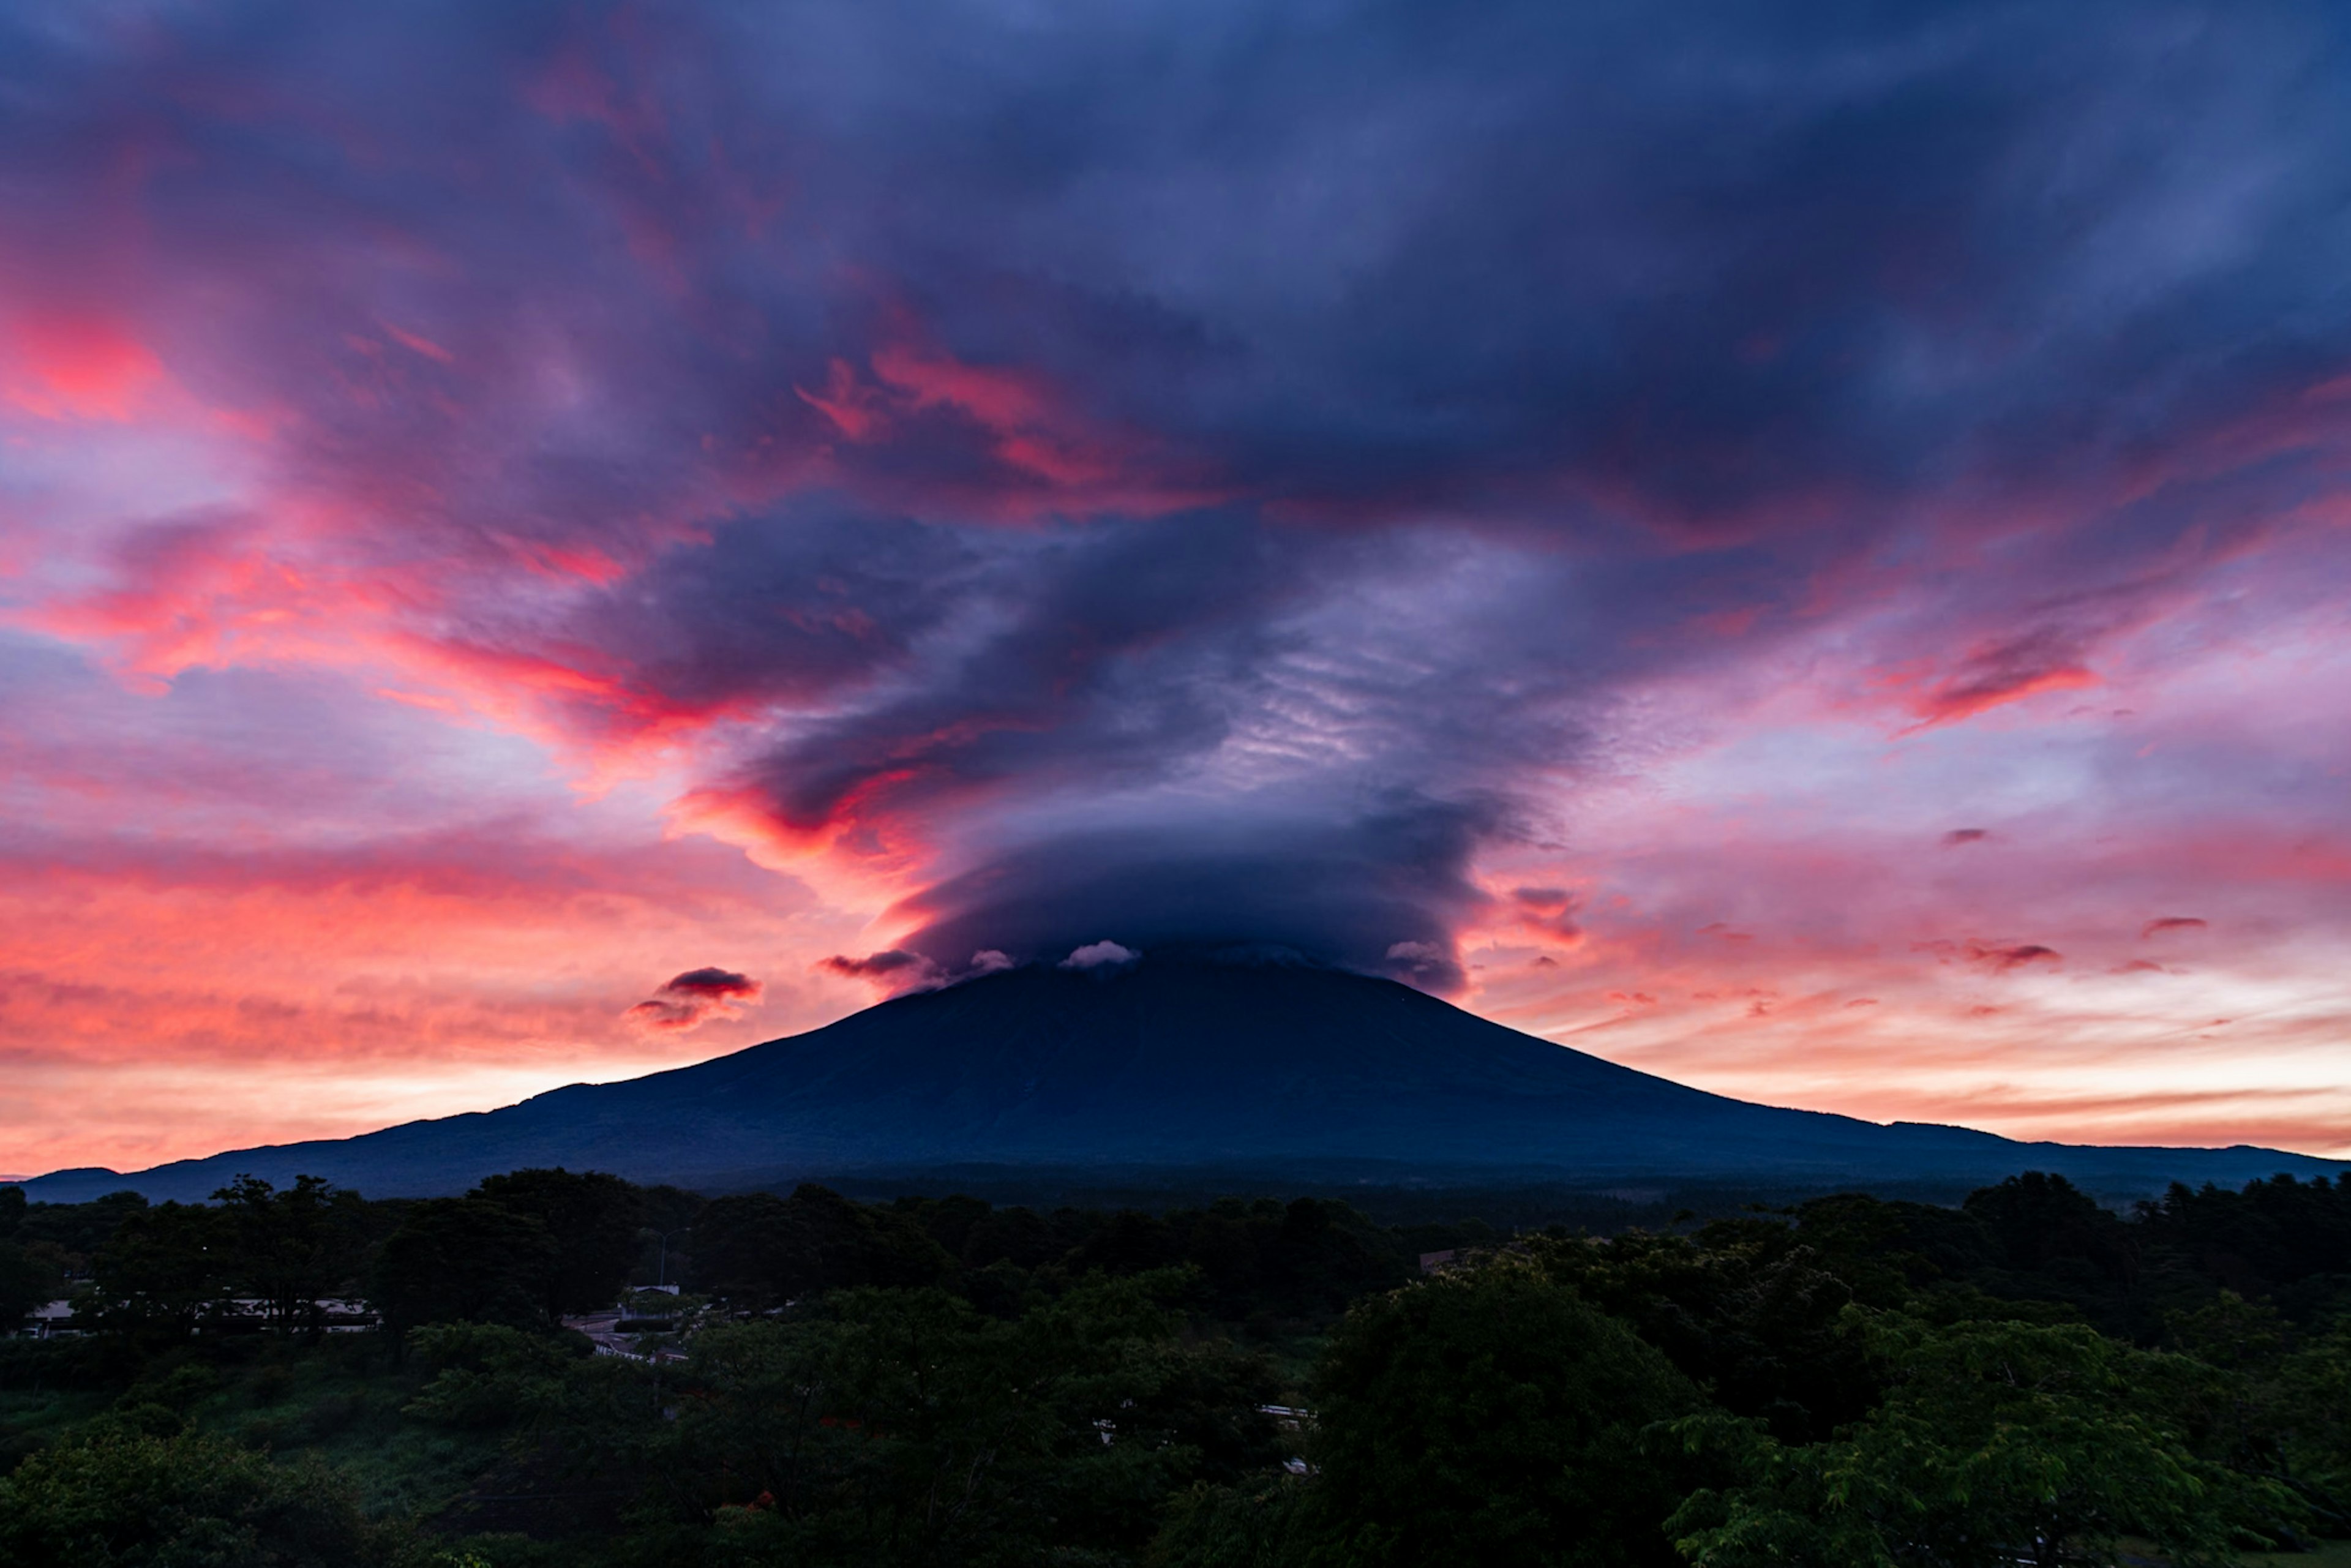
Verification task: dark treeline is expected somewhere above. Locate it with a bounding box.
[1,1169,2348,1566]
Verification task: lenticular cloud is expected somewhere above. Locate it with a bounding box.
[628,969,763,1033]
[1060,942,1141,972]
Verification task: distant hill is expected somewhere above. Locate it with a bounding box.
[18,958,2342,1202]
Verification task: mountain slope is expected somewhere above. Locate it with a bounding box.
[21,959,2341,1201]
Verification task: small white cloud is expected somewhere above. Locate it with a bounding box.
[1061,940,1141,970]
[969,948,1014,975]
[1384,940,1443,965]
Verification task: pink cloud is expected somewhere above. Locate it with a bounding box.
[4,314,166,421]
[1890,632,2101,733]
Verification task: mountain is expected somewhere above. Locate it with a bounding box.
[18,958,2342,1202]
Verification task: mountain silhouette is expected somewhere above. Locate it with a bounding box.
[20,958,2341,1202]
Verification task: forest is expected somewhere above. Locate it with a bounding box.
[2,1166,2349,1567]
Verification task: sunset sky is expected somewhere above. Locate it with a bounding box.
[5,0,2349,1177]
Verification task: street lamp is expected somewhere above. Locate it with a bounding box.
[654,1226,690,1291]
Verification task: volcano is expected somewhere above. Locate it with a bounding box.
[20,958,2341,1202]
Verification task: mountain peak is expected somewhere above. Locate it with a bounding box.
[17,961,2343,1202]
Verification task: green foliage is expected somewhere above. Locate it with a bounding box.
[212,1177,369,1338]
[1667,1309,2297,1568]
[2278,1319,2351,1508]
[84,1202,229,1345]
[403,1324,588,1429]
[691,1184,953,1308]
[742,1190,1412,1330]
[2141,1173,2351,1316]
[1307,1254,1703,1567]
[1964,1173,2135,1281]
[467,1171,644,1321]
[0,1424,424,1566]
[1149,1476,1316,1567]
[2162,1292,2351,1531]
[560,1269,1281,1564]
[1528,1219,1880,1441]
[0,1239,65,1334]
[11,1190,151,1273]
[13,1167,2351,1567]
[372,1199,558,1336]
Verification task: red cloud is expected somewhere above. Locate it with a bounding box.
[2141,916,2208,939]
[1892,631,2098,733]
[790,307,1224,520]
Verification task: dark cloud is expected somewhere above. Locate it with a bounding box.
[1972,942,2064,973]
[716,510,1318,842]
[1942,828,1990,846]
[819,950,928,980]
[661,967,759,999]
[889,796,1501,993]
[627,966,762,1031]
[1913,939,2065,973]
[508,509,978,737]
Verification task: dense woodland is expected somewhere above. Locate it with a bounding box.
[2,1168,2349,1566]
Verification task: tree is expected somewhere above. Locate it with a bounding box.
[470,1167,645,1320]
[1962,1173,2139,1319]
[1529,1221,1878,1442]
[84,1201,228,1344]
[2274,1319,2351,1515]
[1152,1476,1318,1568]
[0,1425,422,1567]
[212,1174,366,1337]
[541,1270,1277,1564]
[2165,1292,2351,1532]
[403,1321,593,1428]
[691,1185,951,1308]
[370,1197,557,1336]
[0,1240,62,1335]
[1667,1310,2296,1568]
[1308,1255,1704,1567]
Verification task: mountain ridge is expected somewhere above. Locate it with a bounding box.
[18,958,2342,1202]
